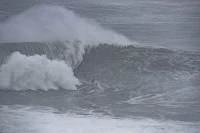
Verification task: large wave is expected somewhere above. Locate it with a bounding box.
[0,5,133,91]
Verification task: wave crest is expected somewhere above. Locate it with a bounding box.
[0,5,131,45]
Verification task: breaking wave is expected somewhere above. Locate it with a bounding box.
[0,2,200,126]
[0,5,133,91]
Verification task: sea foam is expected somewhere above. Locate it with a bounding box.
[0,105,199,133]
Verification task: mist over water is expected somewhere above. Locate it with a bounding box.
[0,5,131,45]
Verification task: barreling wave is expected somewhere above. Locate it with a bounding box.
[0,5,133,91]
[0,41,85,68]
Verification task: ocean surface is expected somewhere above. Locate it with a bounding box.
[0,0,200,133]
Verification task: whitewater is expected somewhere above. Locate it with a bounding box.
[0,5,132,91]
[0,1,200,133]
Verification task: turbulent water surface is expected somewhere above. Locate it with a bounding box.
[0,0,200,133]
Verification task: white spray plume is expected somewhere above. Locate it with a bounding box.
[0,52,80,91]
[0,5,131,45]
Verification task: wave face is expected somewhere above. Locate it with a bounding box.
[0,5,200,122]
[75,45,200,120]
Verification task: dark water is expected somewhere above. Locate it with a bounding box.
[0,42,200,122]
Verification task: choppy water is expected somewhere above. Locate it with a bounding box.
[0,0,200,133]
